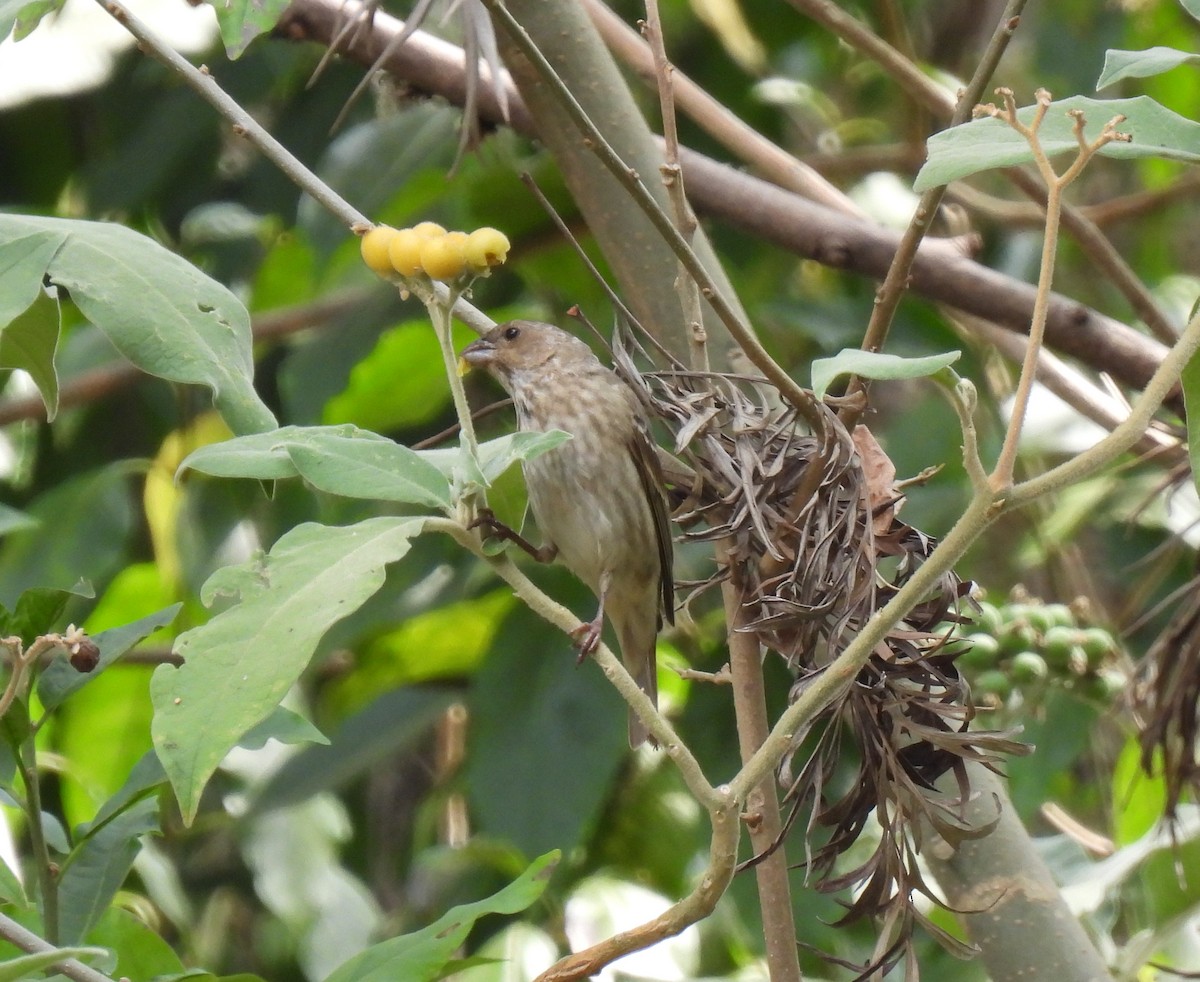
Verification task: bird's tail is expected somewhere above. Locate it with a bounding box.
[617,617,659,749]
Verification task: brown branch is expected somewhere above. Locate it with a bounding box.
[276,0,1178,412]
[720,543,801,982]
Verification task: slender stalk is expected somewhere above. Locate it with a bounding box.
[1011,304,1200,505]
[988,91,1130,490]
[643,0,709,373]
[583,0,865,218]
[719,544,801,982]
[483,0,824,429]
[534,798,739,981]
[95,0,495,339]
[422,287,480,461]
[0,912,114,982]
[840,0,1027,424]
[18,743,58,945]
[425,517,720,808]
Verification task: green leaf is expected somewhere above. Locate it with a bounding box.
[467,596,628,859]
[0,946,109,981]
[250,687,457,814]
[286,439,452,510]
[422,431,573,485]
[57,797,160,944]
[180,425,453,510]
[1183,347,1200,500]
[1097,47,1200,89]
[4,584,91,644]
[914,96,1200,191]
[322,851,559,982]
[0,462,139,604]
[0,230,62,327]
[0,855,26,907]
[0,289,60,420]
[150,517,425,824]
[238,704,329,749]
[79,751,166,836]
[38,605,181,711]
[206,0,291,58]
[84,907,185,981]
[0,215,275,435]
[810,348,961,400]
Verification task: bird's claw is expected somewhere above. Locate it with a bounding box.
[570,614,604,664]
[468,507,505,538]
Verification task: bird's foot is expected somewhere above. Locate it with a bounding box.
[468,509,551,562]
[570,611,605,664]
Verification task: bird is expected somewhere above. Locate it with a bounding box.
[460,319,674,747]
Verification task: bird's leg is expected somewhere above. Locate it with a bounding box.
[571,571,610,664]
[469,508,557,562]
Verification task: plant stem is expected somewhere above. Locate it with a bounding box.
[18,742,58,945]
[484,0,824,428]
[840,0,1027,422]
[423,288,480,458]
[719,543,801,982]
[0,912,114,982]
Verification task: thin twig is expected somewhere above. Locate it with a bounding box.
[838,0,1027,424]
[986,90,1131,490]
[483,0,824,430]
[643,0,708,372]
[0,913,114,982]
[95,0,494,338]
[781,0,1180,347]
[583,0,868,219]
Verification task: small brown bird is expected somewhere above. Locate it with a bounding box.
[460,320,674,748]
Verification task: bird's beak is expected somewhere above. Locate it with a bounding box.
[458,336,496,376]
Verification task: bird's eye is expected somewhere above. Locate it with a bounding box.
[503,325,521,341]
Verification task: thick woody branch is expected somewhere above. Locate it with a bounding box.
[277,0,1177,411]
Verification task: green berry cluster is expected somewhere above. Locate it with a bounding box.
[939,593,1124,709]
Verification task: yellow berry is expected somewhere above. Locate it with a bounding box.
[464,227,511,272]
[420,231,469,281]
[387,228,426,277]
[411,221,448,240]
[360,225,399,276]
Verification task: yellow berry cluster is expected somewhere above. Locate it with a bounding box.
[360,222,510,283]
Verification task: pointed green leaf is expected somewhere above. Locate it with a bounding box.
[322,851,559,982]
[179,425,453,509]
[0,229,63,326]
[38,605,181,711]
[287,437,452,509]
[57,797,160,944]
[151,518,424,824]
[0,289,60,420]
[0,215,275,435]
[915,96,1200,191]
[810,348,961,400]
[1098,47,1200,89]
[238,705,329,749]
[206,0,291,58]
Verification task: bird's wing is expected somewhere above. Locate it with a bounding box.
[629,412,675,626]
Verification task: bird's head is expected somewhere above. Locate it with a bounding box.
[460,320,595,387]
